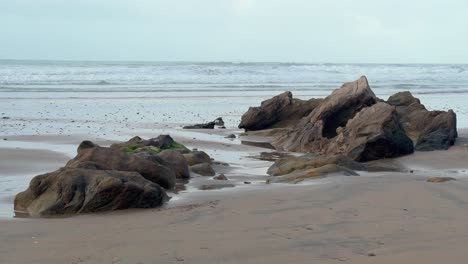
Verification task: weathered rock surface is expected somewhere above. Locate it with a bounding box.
[325,102,414,161]
[14,168,168,217]
[272,76,378,152]
[183,151,212,166]
[239,91,322,131]
[67,141,176,189]
[190,163,216,176]
[213,174,228,180]
[268,164,359,184]
[157,150,190,179]
[387,91,457,151]
[267,154,366,176]
[111,135,189,154]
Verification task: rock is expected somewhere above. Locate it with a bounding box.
[111,135,189,154]
[326,102,414,161]
[273,76,378,152]
[183,151,212,166]
[427,177,456,183]
[214,117,225,126]
[14,168,168,217]
[2,116,10,119]
[267,154,366,176]
[66,141,176,190]
[198,184,235,190]
[213,174,228,180]
[183,118,225,129]
[190,163,216,176]
[268,164,359,184]
[225,134,236,139]
[239,91,322,131]
[387,91,457,151]
[157,150,190,179]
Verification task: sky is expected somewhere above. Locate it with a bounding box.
[0,0,467,63]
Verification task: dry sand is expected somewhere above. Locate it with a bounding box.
[1,132,468,263]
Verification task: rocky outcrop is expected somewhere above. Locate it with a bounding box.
[267,164,359,184]
[267,154,366,176]
[67,141,176,190]
[111,135,189,154]
[14,168,168,217]
[238,91,322,131]
[272,76,378,153]
[325,102,414,161]
[387,91,457,151]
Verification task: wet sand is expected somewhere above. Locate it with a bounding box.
[2,130,468,263]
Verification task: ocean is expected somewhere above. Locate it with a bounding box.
[1,60,468,131]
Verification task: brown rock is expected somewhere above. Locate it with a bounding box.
[183,151,212,166]
[66,142,176,190]
[213,174,228,180]
[387,91,457,151]
[14,168,168,217]
[157,150,190,179]
[427,177,456,183]
[268,164,359,184]
[190,163,216,176]
[239,91,322,131]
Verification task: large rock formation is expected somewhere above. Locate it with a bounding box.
[272,76,379,153]
[387,91,457,151]
[238,76,455,163]
[14,168,168,217]
[238,91,322,131]
[67,141,176,190]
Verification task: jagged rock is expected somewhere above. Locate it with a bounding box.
[273,76,378,152]
[239,91,322,131]
[14,168,168,217]
[267,154,366,176]
[157,150,190,179]
[190,163,215,176]
[66,141,176,189]
[268,164,359,184]
[183,151,212,166]
[326,102,414,161]
[214,117,225,126]
[387,91,457,151]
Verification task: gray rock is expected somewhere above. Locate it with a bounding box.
[190,163,216,176]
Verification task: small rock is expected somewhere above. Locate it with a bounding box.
[367,253,376,257]
[213,174,228,180]
[244,181,251,184]
[225,134,236,139]
[2,116,10,119]
[427,177,456,183]
[190,163,215,176]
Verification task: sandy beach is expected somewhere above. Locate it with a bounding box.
[1,127,468,263]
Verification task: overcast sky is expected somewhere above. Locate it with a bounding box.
[1,0,467,63]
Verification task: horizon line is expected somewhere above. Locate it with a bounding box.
[0,58,467,66]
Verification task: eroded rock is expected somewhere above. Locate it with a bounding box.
[14,168,168,217]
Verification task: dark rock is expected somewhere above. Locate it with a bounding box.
[183,118,225,129]
[183,151,212,166]
[326,102,414,161]
[190,163,215,176]
[157,150,190,179]
[239,91,322,131]
[273,76,378,152]
[111,135,189,154]
[14,168,168,217]
[213,174,228,180]
[225,134,236,139]
[387,91,457,151]
[66,141,176,189]
[2,116,10,119]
